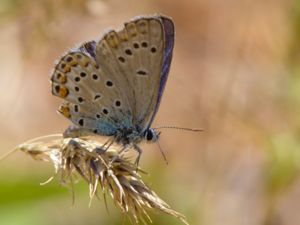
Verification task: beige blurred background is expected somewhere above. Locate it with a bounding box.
[1,0,300,224]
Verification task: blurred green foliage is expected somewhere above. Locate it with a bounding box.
[266,134,300,196]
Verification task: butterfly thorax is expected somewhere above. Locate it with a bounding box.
[115,127,142,145]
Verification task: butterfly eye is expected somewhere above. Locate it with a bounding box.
[145,130,154,141]
[144,129,159,142]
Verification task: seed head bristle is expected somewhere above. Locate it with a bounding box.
[14,135,189,225]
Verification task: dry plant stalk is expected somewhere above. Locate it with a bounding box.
[15,134,188,225]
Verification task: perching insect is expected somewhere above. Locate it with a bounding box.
[51,15,200,164]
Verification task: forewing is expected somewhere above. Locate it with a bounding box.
[95,15,174,132]
[147,16,175,127]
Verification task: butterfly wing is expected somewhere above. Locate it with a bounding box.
[95,15,175,133]
[51,15,174,138]
[51,41,133,136]
[146,16,175,127]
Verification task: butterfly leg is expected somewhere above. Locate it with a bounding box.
[108,144,130,165]
[100,137,116,151]
[133,144,143,166]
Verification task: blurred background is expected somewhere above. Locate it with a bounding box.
[0,0,299,224]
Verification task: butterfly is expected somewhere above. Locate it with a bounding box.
[51,15,174,164]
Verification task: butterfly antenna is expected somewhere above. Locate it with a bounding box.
[154,126,203,132]
[156,139,168,165]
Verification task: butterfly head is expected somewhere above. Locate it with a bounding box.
[143,128,160,143]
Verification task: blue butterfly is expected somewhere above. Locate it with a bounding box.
[51,15,174,164]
